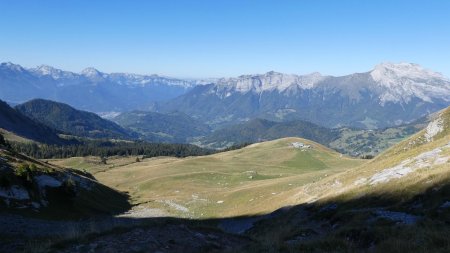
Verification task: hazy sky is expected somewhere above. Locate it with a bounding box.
[1,0,449,78]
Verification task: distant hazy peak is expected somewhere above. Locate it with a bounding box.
[30,65,69,79]
[371,62,446,83]
[215,71,325,94]
[35,64,58,72]
[81,67,102,76]
[0,62,26,72]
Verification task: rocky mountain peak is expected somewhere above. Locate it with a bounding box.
[0,62,26,72]
[81,67,102,77]
[368,62,450,104]
[371,62,445,83]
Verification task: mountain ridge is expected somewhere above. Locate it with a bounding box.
[15,99,136,140]
[0,62,200,111]
[2,61,449,129]
[160,62,450,129]
[0,99,66,144]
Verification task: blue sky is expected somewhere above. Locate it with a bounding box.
[0,0,449,78]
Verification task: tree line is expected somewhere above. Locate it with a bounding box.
[10,140,214,159]
[2,132,253,160]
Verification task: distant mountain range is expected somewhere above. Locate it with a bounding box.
[2,62,449,129]
[0,62,202,112]
[161,63,450,128]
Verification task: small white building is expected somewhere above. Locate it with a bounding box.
[291,142,311,149]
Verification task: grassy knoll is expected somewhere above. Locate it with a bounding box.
[58,137,364,218]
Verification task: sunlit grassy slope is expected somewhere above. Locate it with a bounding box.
[54,138,364,218]
[242,107,450,253]
[302,106,450,204]
[51,106,449,222]
[0,128,35,143]
[45,108,450,253]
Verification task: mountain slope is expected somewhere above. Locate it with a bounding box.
[199,118,339,149]
[162,63,450,128]
[0,135,130,218]
[200,118,424,157]
[15,99,135,140]
[113,111,210,143]
[229,106,450,252]
[28,107,450,253]
[293,105,450,203]
[0,99,65,144]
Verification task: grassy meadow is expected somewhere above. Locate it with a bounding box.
[51,137,365,218]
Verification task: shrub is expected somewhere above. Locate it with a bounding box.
[63,177,77,197]
[15,164,30,177]
[15,163,39,182]
[0,134,11,149]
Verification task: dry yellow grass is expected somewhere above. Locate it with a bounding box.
[49,107,450,221]
[0,128,34,143]
[52,137,364,218]
[295,107,450,205]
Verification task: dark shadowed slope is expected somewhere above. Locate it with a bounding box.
[0,134,131,219]
[200,117,424,157]
[16,99,136,140]
[0,99,65,144]
[200,118,339,149]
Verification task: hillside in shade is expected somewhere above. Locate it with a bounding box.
[16,99,136,140]
[0,99,65,144]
